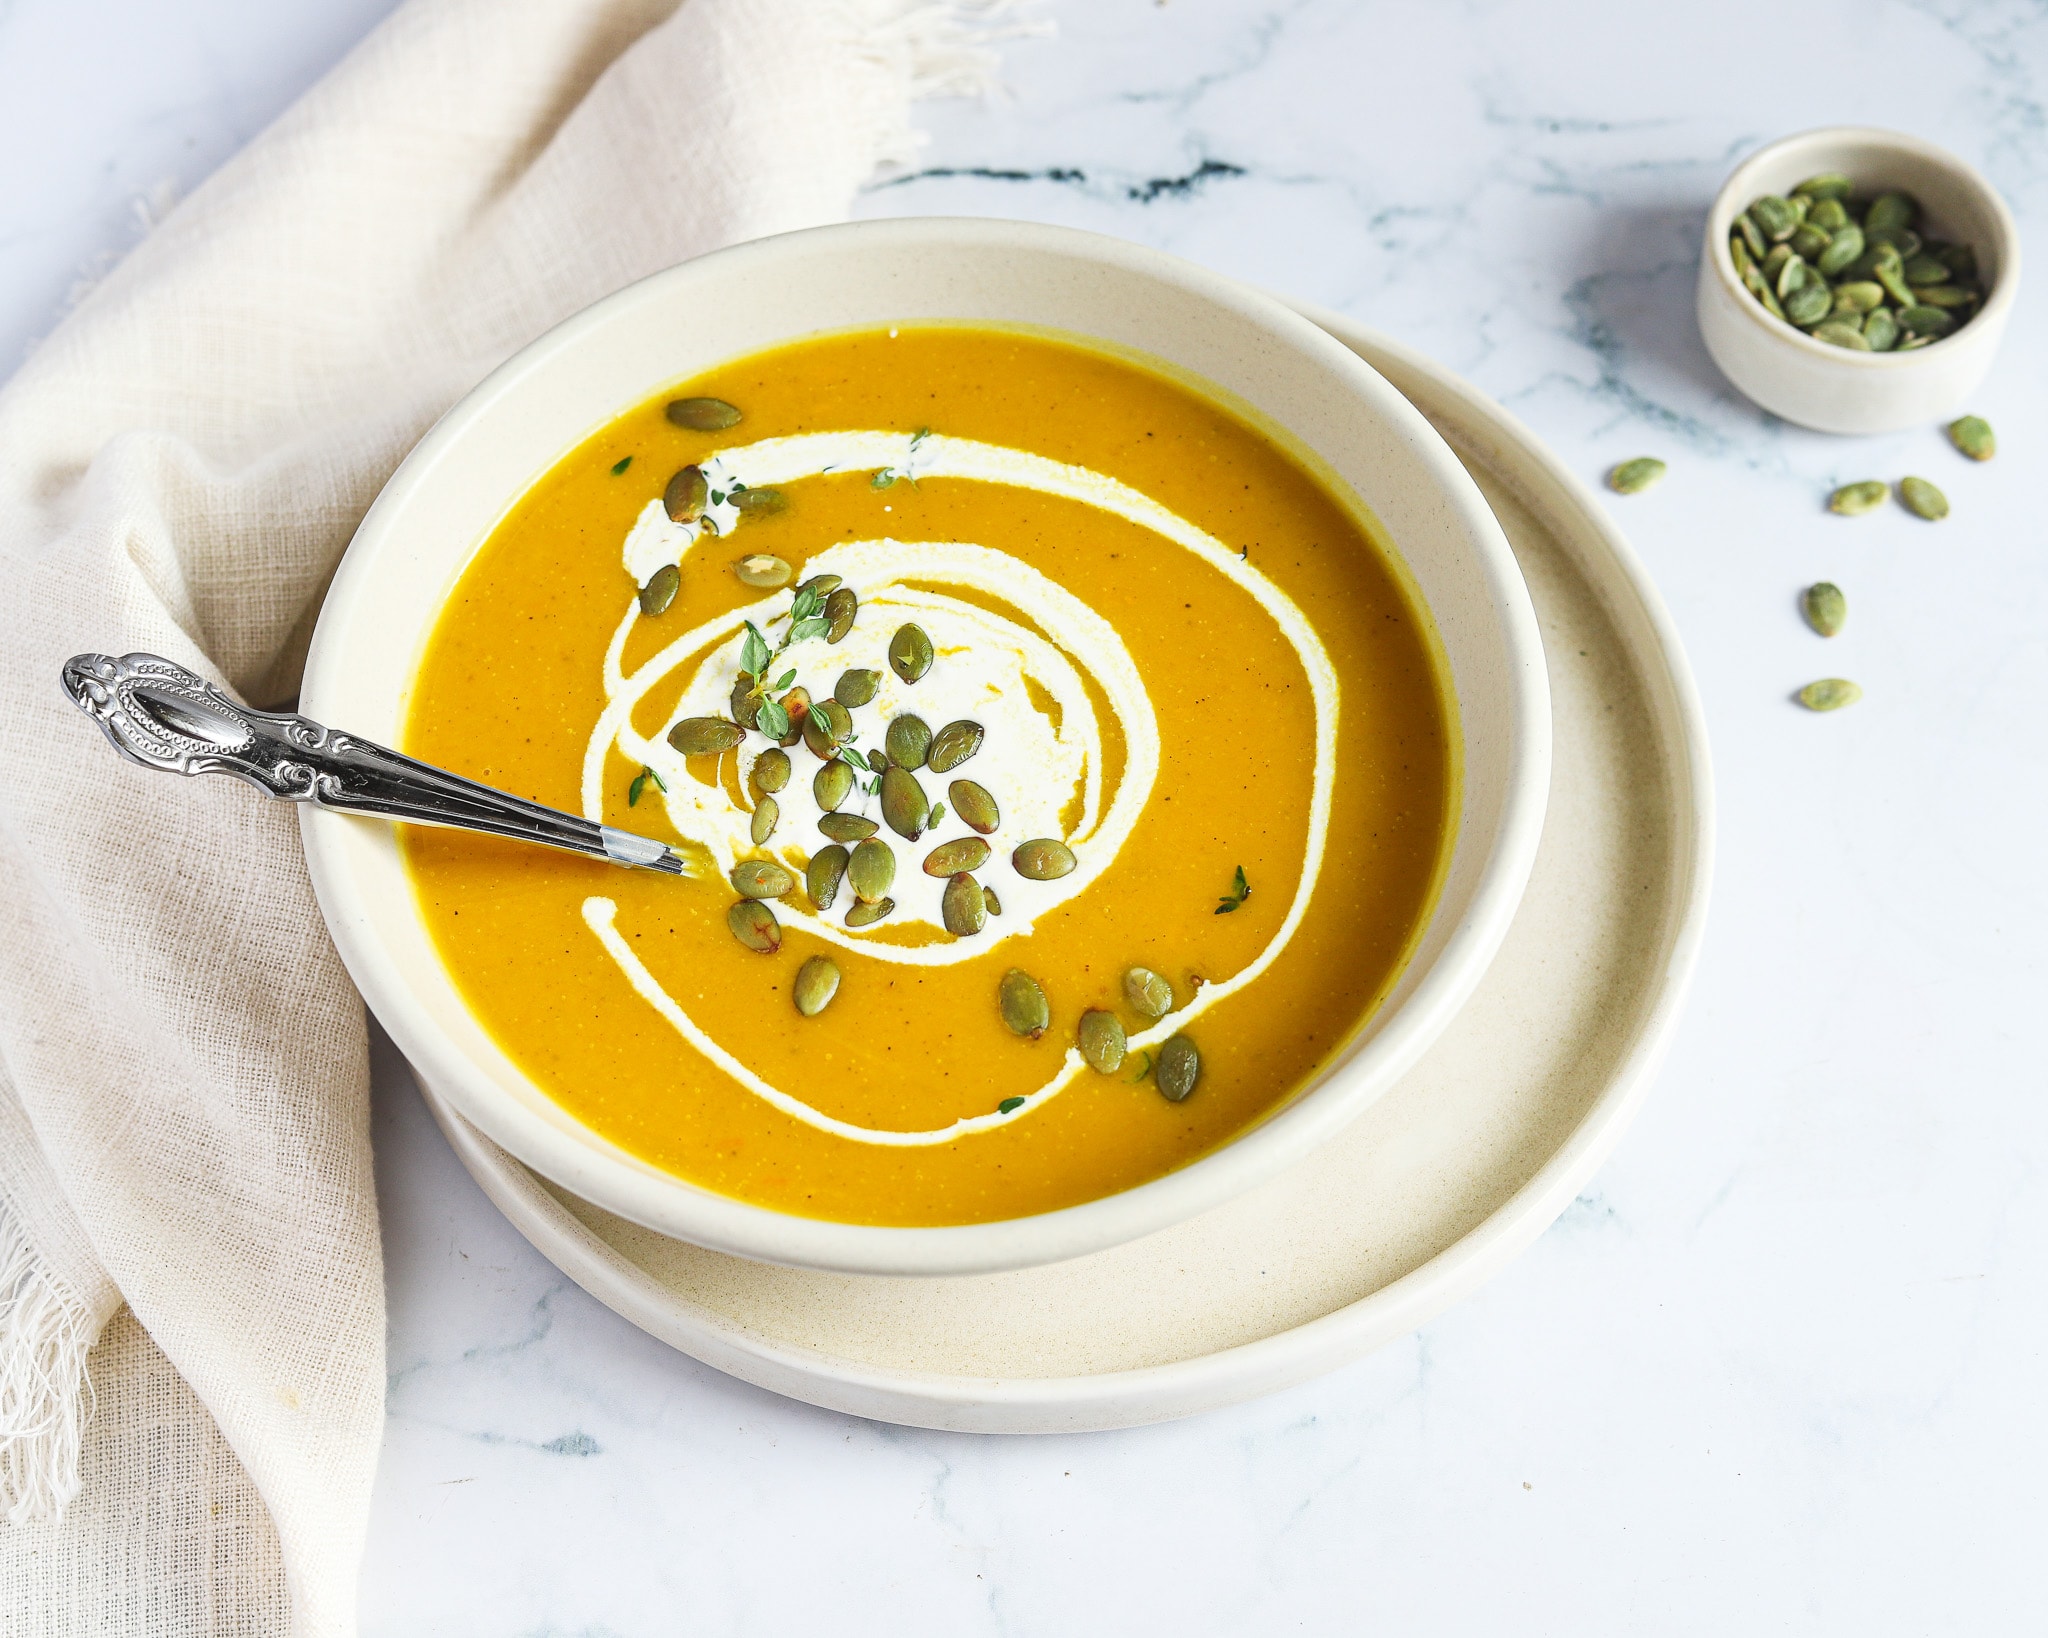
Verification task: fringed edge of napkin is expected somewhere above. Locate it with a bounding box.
[0,1204,94,1525]
[847,0,1051,170]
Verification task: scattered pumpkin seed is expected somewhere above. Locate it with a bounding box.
[845,897,895,928]
[1828,480,1888,516]
[1802,582,1847,638]
[1797,677,1863,712]
[663,465,708,522]
[928,720,984,773]
[814,698,853,743]
[1899,475,1949,520]
[848,838,896,903]
[668,716,744,755]
[888,623,934,684]
[730,859,794,899]
[949,779,999,834]
[818,812,879,843]
[637,563,680,617]
[793,955,840,1017]
[885,714,931,770]
[726,900,780,954]
[734,554,791,589]
[814,758,854,812]
[1155,1035,1201,1102]
[1608,457,1666,494]
[731,485,786,515]
[999,970,1050,1039]
[749,795,779,846]
[924,836,991,876]
[1075,1010,1127,1075]
[834,668,881,707]
[824,587,858,644]
[806,845,848,911]
[1123,967,1174,1019]
[867,748,890,773]
[730,678,760,731]
[982,886,1002,917]
[1012,838,1077,881]
[1948,415,1995,461]
[880,765,929,841]
[666,396,742,432]
[941,872,987,936]
[751,748,790,794]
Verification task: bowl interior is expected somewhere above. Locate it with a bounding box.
[302,218,1547,1274]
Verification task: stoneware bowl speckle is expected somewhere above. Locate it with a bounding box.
[301,218,1550,1277]
[1698,126,2019,434]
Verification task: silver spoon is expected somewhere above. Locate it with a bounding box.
[61,651,685,875]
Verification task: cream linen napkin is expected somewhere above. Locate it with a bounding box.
[0,0,1025,1630]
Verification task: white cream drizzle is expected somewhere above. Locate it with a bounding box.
[580,430,1341,1146]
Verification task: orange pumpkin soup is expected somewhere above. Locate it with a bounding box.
[402,324,1453,1226]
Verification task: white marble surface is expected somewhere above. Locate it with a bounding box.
[5,0,2046,1630]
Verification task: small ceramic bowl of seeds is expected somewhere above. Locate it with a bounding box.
[1697,126,2019,434]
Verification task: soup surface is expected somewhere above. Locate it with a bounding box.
[403,324,1453,1226]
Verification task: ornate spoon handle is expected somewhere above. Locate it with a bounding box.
[60,652,684,875]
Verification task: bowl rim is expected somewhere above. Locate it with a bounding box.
[302,217,1551,1276]
[1705,124,2021,367]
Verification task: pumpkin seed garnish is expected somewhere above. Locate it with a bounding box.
[818,812,878,843]
[1829,480,1888,516]
[731,485,786,515]
[1214,865,1251,914]
[1076,1010,1127,1076]
[885,714,931,770]
[845,897,895,928]
[1802,582,1847,638]
[848,837,896,903]
[813,758,854,812]
[793,955,840,1017]
[638,563,680,616]
[834,668,881,707]
[1155,1036,1201,1102]
[949,779,999,834]
[806,845,849,911]
[924,836,991,876]
[735,554,791,589]
[730,859,794,899]
[824,587,858,644]
[666,396,742,432]
[1123,967,1174,1019]
[668,716,745,756]
[999,970,1050,1039]
[1608,457,1666,494]
[1012,838,1077,881]
[927,720,984,773]
[749,795,779,846]
[750,748,790,795]
[1948,415,1995,461]
[982,885,1002,917]
[1797,677,1863,712]
[726,899,780,954]
[796,574,842,601]
[626,765,666,807]
[888,623,934,684]
[941,871,987,936]
[880,765,929,841]
[663,465,708,522]
[1899,475,1949,520]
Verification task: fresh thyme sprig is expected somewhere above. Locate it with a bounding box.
[736,582,834,738]
[626,765,666,806]
[1214,865,1251,915]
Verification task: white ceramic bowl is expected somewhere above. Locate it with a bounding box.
[301,218,1550,1276]
[1698,126,2019,434]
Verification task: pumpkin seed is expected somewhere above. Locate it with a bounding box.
[1865,192,1916,236]
[1785,283,1833,327]
[815,698,853,743]
[1832,280,1884,313]
[776,686,809,747]
[1916,284,1977,311]
[666,396,742,431]
[1812,319,1870,350]
[1075,1010,1127,1075]
[726,900,780,954]
[1802,582,1847,638]
[924,836,991,876]
[1775,253,1809,301]
[1807,196,1849,231]
[818,812,878,843]
[663,464,708,522]
[1862,308,1900,351]
[750,795,779,846]
[1903,253,1949,286]
[1797,677,1862,712]
[928,720,984,773]
[982,886,1002,917]
[1607,457,1665,495]
[848,837,896,903]
[1792,171,1851,201]
[941,872,987,935]
[1155,1035,1201,1102]
[1936,242,1978,280]
[1948,415,1995,461]
[999,969,1049,1039]
[732,485,786,515]
[1123,966,1174,1019]
[866,748,890,773]
[834,668,880,707]
[1816,224,1864,278]
[885,714,931,770]
[1749,194,1798,242]
[1790,222,1830,261]
[669,716,744,755]
[731,679,760,730]
[949,779,999,834]
[845,897,895,928]
[730,859,794,899]
[793,955,840,1017]
[797,574,842,600]
[1012,838,1077,881]
[638,563,679,616]
[1828,480,1888,516]
[1734,212,1767,258]
[751,748,790,793]
[814,758,854,812]
[1870,226,1923,262]
[806,845,848,911]
[888,623,934,684]
[1899,476,1949,520]
[880,765,928,841]
[1875,258,1917,308]
[824,587,858,644]
[734,554,791,589]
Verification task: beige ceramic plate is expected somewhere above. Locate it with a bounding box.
[415,309,1713,1432]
